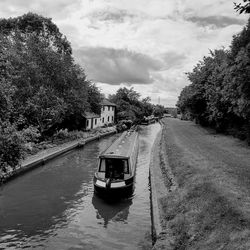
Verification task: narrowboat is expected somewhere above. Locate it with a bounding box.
[141,115,155,125]
[93,128,139,197]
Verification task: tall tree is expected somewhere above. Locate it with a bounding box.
[109,87,154,123]
[0,13,97,134]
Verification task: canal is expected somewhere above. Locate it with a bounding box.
[0,123,160,250]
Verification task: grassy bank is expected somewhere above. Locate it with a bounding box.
[153,118,250,250]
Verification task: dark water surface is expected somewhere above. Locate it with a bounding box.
[0,124,160,250]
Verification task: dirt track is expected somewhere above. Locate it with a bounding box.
[153,118,250,250]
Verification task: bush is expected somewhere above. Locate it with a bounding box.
[21,126,41,143]
[0,122,25,171]
[68,130,88,139]
[53,129,90,142]
[116,119,133,132]
[53,129,70,140]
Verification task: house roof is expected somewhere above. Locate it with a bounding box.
[83,112,100,119]
[101,99,116,106]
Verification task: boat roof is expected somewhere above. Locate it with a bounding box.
[100,129,138,159]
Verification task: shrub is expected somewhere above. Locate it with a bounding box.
[53,129,91,142]
[116,119,133,132]
[21,126,41,143]
[53,129,70,140]
[68,130,87,139]
[0,122,25,171]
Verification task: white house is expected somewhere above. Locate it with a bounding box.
[83,99,116,130]
[84,112,100,130]
[99,99,116,127]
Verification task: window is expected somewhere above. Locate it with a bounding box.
[112,116,114,121]
[112,107,114,111]
[104,159,129,179]
[108,106,110,111]
[102,117,104,123]
[103,106,105,111]
[95,119,97,125]
[99,159,106,172]
[87,120,89,127]
[122,160,129,174]
[108,116,109,122]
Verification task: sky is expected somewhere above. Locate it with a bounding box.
[0,0,248,107]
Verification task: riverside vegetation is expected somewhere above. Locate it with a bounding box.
[177,16,250,144]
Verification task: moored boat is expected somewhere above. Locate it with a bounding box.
[93,128,139,197]
[141,115,155,125]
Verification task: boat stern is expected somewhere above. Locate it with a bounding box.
[93,175,134,197]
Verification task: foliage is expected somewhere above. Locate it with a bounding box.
[0,12,72,54]
[0,121,25,171]
[116,120,133,132]
[0,13,102,171]
[153,104,165,117]
[21,126,41,143]
[177,19,250,143]
[234,0,250,14]
[53,128,70,140]
[0,13,101,134]
[109,87,156,124]
[87,83,102,115]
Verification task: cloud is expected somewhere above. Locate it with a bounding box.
[0,0,248,107]
[161,51,187,69]
[186,15,246,28]
[86,8,137,23]
[0,0,81,19]
[74,47,163,84]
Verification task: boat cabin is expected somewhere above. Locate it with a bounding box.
[94,128,139,196]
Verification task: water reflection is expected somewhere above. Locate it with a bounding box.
[92,195,132,228]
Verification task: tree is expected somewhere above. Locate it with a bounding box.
[235,0,250,14]
[153,104,165,117]
[87,82,102,115]
[0,12,105,170]
[0,121,25,171]
[0,79,15,122]
[109,87,155,123]
[141,97,154,117]
[177,19,250,142]
[25,86,66,135]
[0,12,72,54]
[0,13,99,133]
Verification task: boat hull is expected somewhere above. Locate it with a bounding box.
[94,176,134,198]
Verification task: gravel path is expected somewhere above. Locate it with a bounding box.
[153,118,250,250]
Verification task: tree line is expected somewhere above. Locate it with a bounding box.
[177,17,250,143]
[108,87,165,124]
[0,13,103,171]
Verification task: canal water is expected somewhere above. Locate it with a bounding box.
[0,124,160,250]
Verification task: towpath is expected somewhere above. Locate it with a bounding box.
[153,118,250,250]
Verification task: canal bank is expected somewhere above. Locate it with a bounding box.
[149,120,177,250]
[0,129,116,185]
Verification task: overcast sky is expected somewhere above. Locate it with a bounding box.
[0,0,248,106]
